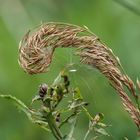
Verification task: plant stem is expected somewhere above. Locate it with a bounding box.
[82,106,93,120]
[59,113,76,128]
[47,112,63,140]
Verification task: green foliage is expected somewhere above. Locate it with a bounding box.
[0,71,109,140]
[1,0,140,139]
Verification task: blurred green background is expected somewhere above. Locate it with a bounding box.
[0,0,140,139]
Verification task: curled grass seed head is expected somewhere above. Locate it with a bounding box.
[19,22,140,130]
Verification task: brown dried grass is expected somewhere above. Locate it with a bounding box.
[19,22,140,131]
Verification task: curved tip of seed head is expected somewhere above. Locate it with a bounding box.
[18,26,54,74]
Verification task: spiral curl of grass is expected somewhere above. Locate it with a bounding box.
[18,22,140,132]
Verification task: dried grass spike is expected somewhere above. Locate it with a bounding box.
[19,22,140,131]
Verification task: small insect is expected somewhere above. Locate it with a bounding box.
[39,83,48,98]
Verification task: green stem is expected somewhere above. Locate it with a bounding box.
[84,129,90,140]
[59,113,76,128]
[82,106,93,120]
[47,113,63,140]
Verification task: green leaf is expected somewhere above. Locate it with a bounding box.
[94,128,110,136]
[64,116,77,140]
[0,94,30,116]
[97,122,108,127]
[0,94,50,132]
[52,72,62,87]
[31,95,41,104]
[124,137,129,140]
[74,87,83,100]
